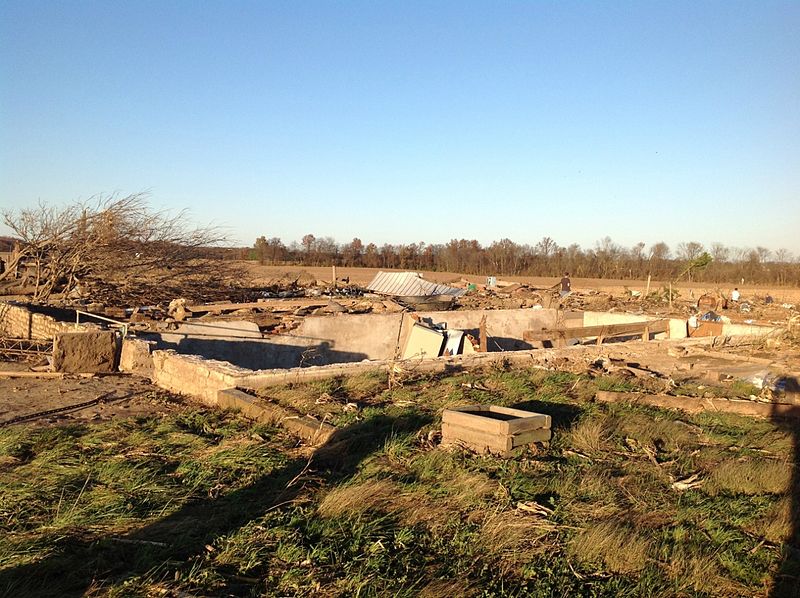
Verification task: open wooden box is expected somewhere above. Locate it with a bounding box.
[441,404,551,457]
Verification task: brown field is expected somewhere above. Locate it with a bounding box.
[242,262,800,303]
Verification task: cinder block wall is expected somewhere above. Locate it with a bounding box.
[0,302,79,339]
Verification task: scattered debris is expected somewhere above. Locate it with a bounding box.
[670,473,704,491]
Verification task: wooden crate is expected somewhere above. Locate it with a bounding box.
[441,405,551,457]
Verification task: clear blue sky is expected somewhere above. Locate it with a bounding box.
[2,1,798,255]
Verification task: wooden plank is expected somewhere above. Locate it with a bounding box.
[479,315,487,352]
[443,406,551,435]
[442,423,551,454]
[443,408,507,435]
[688,321,724,337]
[523,319,669,343]
[504,414,551,434]
[510,427,552,448]
[441,422,512,453]
[595,390,800,419]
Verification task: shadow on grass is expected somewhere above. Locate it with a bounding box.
[771,403,800,598]
[0,412,432,597]
[509,398,583,432]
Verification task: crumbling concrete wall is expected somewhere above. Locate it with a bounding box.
[150,330,722,403]
[0,302,78,339]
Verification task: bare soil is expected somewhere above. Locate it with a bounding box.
[0,367,185,426]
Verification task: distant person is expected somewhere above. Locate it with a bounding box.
[560,272,572,298]
[731,288,740,302]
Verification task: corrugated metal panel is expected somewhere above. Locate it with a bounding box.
[366,271,465,297]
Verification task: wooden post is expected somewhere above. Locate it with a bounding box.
[332,265,337,288]
[669,282,673,310]
[644,274,651,300]
[641,326,650,342]
[479,315,487,352]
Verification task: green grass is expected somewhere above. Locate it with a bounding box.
[0,368,797,597]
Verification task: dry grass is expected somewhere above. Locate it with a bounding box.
[568,521,652,574]
[705,459,792,495]
[342,371,389,400]
[665,546,725,594]
[419,579,477,598]
[754,496,794,544]
[567,418,608,455]
[316,478,452,529]
[548,468,623,520]
[316,479,402,518]
[480,510,555,574]
[443,471,499,507]
[612,412,698,451]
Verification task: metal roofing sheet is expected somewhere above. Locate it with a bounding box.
[365,271,465,297]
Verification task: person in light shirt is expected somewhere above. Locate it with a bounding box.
[731,288,740,302]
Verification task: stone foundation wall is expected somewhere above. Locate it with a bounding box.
[0,302,80,339]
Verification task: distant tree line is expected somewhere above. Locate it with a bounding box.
[220,234,800,286]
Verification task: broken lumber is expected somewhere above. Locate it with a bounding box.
[595,390,800,419]
[186,299,330,313]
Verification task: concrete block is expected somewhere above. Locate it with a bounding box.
[53,330,119,373]
[120,338,155,375]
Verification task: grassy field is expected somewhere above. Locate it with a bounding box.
[0,368,798,597]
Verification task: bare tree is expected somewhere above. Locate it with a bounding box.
[676,241,704,261]
[534,236,557,258]
[710,242,729,263]
[1,193,229,304]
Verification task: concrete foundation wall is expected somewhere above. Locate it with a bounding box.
[722,323,776,337]
[268,312,403,366]
[53,330,119,373]
[0,302,79,339]
[141,308,777,394]
[151,350,252,406]
[151,312,404,370]
[581,312,651,327]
